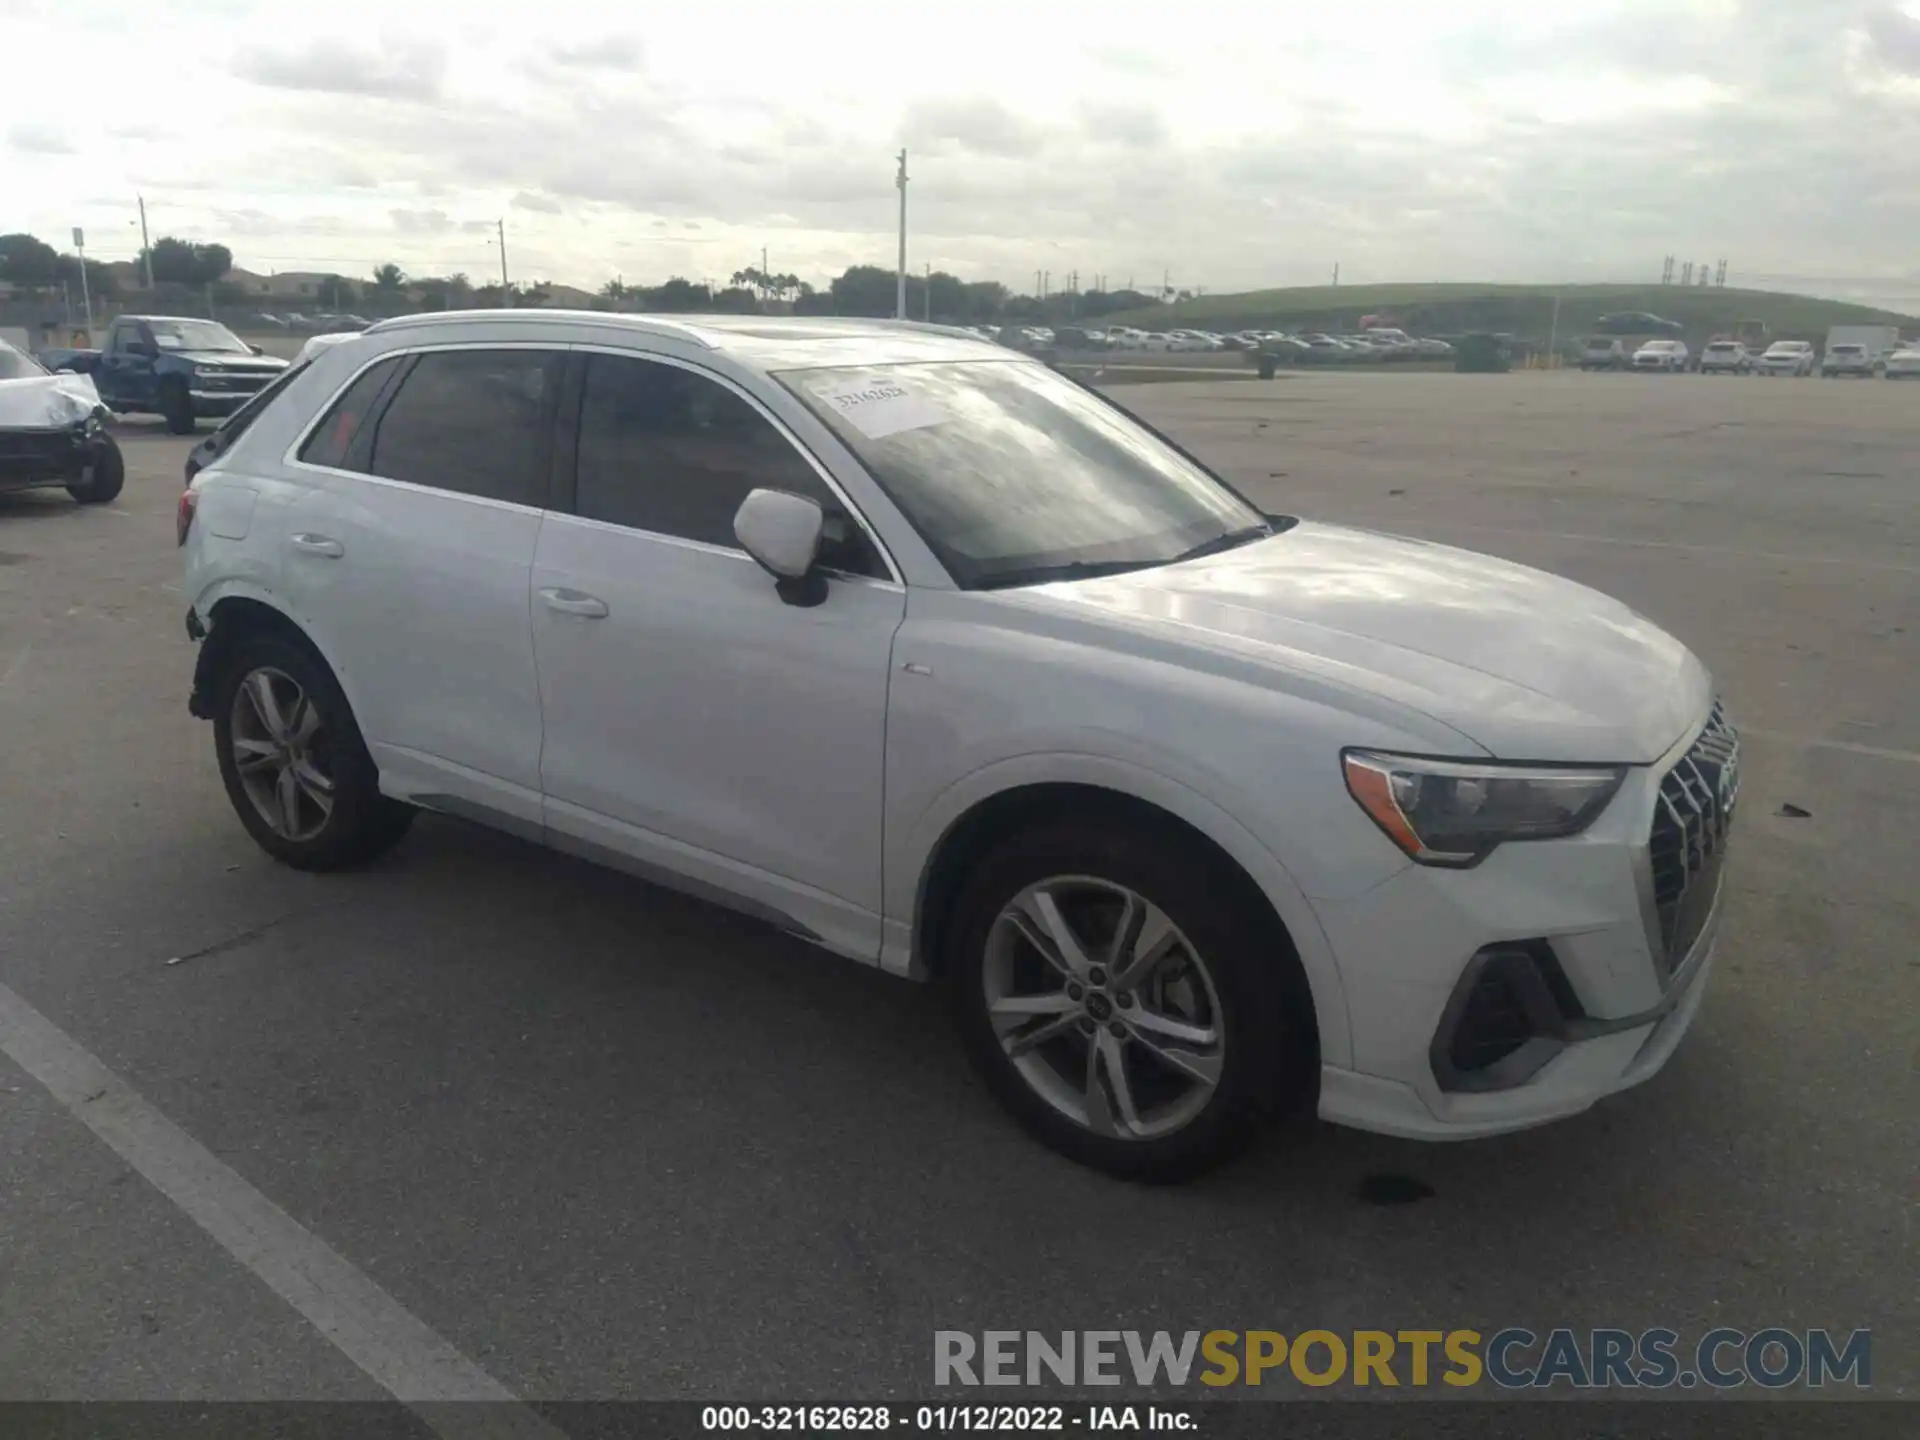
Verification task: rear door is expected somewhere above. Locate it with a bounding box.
[280,345,561,832]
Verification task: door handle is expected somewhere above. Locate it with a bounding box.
[289,534,344,558]
[539,587,609,618]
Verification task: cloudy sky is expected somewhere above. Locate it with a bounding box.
[6,0,1920,307]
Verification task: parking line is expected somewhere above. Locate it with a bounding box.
[1742,728,1920,766]
[0,980,564,1440]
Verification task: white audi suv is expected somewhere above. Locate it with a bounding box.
[180,313,1736,1179]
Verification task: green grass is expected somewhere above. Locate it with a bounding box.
[1103,284,1916,343]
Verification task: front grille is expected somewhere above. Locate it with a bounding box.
[1647,700,1739,968]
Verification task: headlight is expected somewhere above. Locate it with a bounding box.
[1342,751,1626,866]
[193,366,218,379]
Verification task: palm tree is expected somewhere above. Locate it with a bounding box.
[372,262,406,292]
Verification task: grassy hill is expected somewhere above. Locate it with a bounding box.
[1104,284,1916,343]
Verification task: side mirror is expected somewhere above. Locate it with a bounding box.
[734,487,827,607]
[249,344,264,356]
[128,340,156,359]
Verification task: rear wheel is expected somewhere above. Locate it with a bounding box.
[948,817,1313,1181]
[66,434,124,504]
[211,632,413,870]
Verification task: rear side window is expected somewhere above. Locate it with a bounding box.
[367,349,555,507]
[298,357,404,469]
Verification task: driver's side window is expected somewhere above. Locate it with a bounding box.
[572,354,884,578]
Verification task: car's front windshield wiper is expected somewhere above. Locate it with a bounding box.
[1166,523,1274,565]
[974,558,1164,591]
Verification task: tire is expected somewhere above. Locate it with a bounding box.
[210,631,414,870]
[160,381,197,435]
[66,434,124,504]
[946,815,1313,1181]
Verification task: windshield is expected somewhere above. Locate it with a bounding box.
[148,319,250,354]
[1768,343,1807,353]
[0,340,50,380]
[1706,343,1738,351]
[1830,345,1865,355]
[780,360,1268,590]
[1642,342,1679,352]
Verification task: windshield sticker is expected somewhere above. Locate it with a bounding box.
[814,380,949,440]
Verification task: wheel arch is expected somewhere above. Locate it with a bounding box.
[190,588,348,721]
[902,763,1352,1070]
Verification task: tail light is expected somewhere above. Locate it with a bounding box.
[176,488,198,547]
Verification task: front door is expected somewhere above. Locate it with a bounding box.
[96,319,154,409]
[531,351,904,959]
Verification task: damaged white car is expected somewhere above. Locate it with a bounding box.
[0,339,125,506]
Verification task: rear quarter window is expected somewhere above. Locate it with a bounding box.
[297,357,406,470]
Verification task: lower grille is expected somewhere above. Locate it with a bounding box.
[1648,701,1739,971]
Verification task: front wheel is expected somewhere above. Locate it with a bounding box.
[66,434,124,504]
[211,632,414,870]
[160,382,196,435]
[947,818,1314,1181]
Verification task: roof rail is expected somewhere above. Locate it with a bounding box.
[362,309,719,348]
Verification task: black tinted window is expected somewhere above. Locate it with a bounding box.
[368,350,555,506]
[298,357,403,469]
[575,355,877,573]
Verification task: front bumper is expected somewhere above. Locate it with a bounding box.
[0,422,107,492]
[1313,704,1737,1140]
[188,390,256,415]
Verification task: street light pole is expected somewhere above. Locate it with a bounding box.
[894,149,908,319]
[72,227,94,336]
[137,196,154,290]
[497,218,511,307]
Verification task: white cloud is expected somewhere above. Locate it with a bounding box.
[1,0,1914,309]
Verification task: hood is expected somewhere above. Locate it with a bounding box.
[1028,522,1710,763]
[174,350,288,369]
[0,371,103,428]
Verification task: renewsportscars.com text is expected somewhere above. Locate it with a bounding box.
[933,1328,1872,1391]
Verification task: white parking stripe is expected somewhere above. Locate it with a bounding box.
[1743,728,1920,766]
[0,980,565,1440]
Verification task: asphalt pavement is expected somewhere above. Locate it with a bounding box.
[0,372,1913,1408]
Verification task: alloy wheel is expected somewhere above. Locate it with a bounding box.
[229,666,335,842]
[982,876,1226,1141]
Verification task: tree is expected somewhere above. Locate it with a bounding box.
[371,262,406,292]
[827,264,901,317]
[317,275,358,309]
[962,280,1009,320]
[144,237,231,286]
[711,285,761,314]
[0,233,62,287]
[641,277,712,312]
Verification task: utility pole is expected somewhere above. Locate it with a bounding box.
[1547,294,1561,366]
[924,261,931,321]
[894,149,908,320]
[497,218,511,306]
[72,227,93,336]
[137,195,154,290]
[1332,262,1340,286]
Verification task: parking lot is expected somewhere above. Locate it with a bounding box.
[0,369,1914,1405]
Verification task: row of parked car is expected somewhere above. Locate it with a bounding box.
[969,324,1455,361]
[1585,336,1920,378]
[248,311,373,334]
